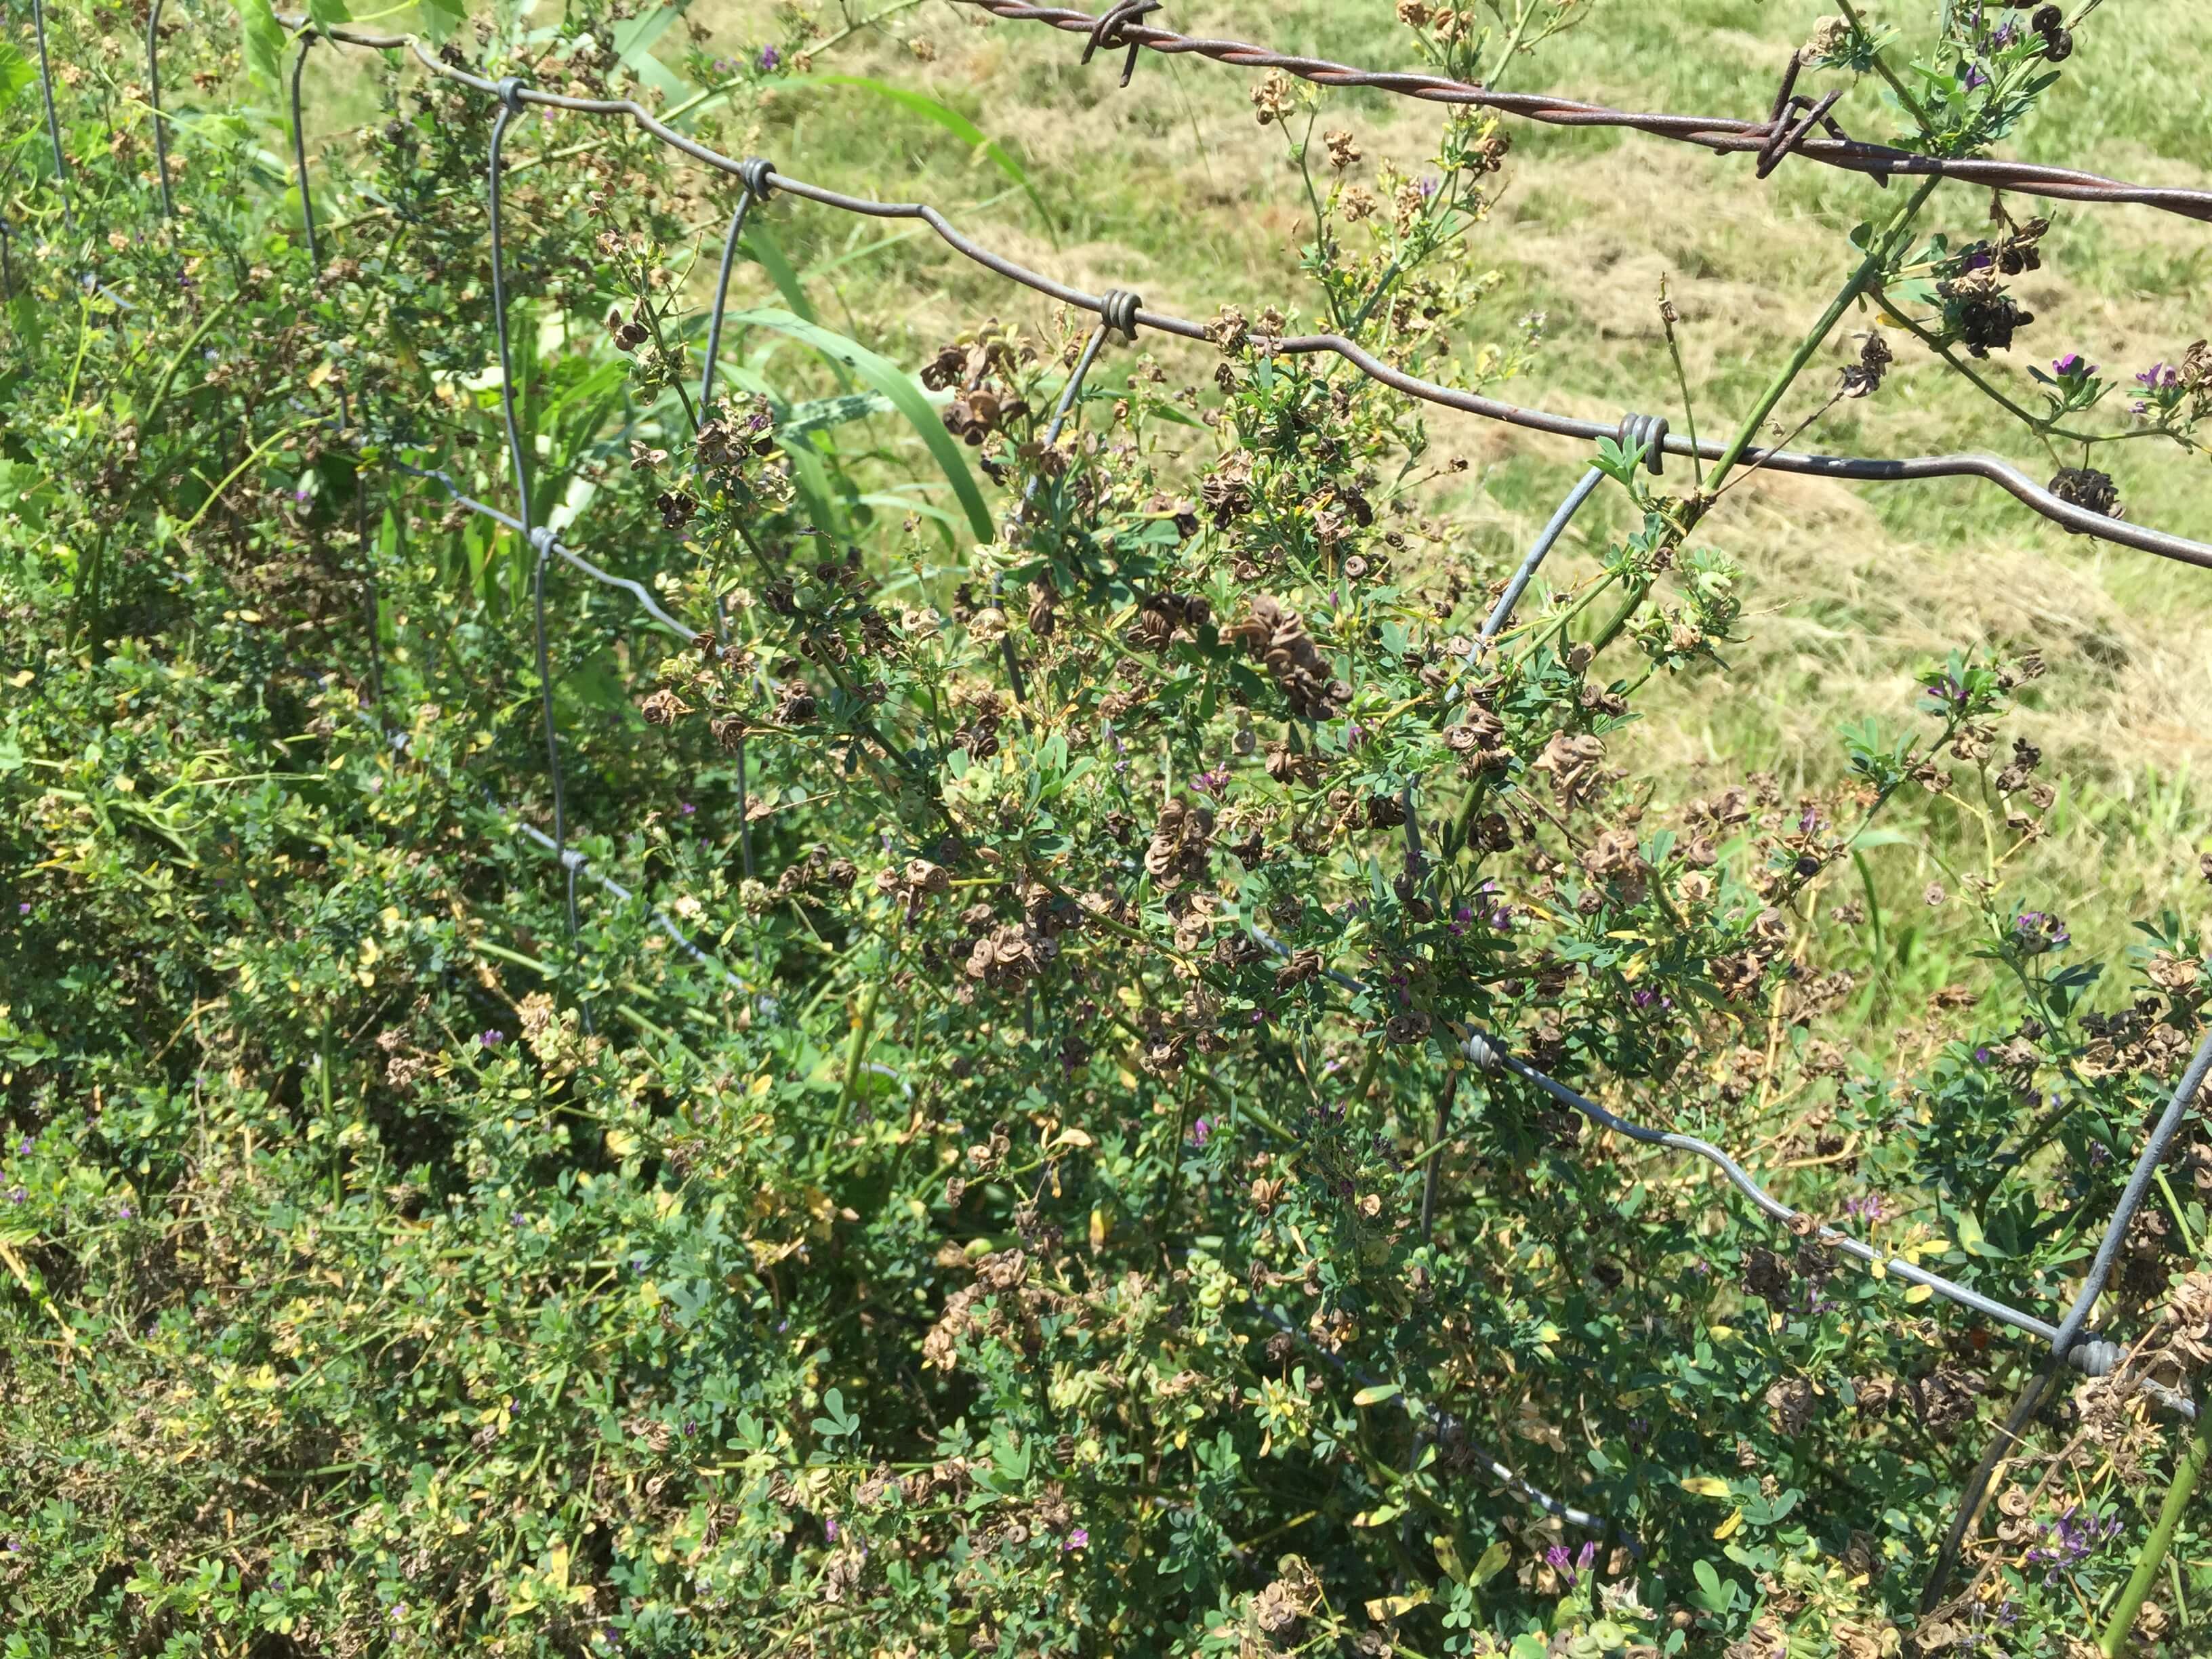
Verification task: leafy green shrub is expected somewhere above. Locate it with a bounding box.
[3,3,2211,1657]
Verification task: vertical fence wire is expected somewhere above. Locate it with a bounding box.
[146,0,174,221]
[486,79,586,967]
[30,0,71,228]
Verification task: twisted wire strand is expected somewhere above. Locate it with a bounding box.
[266,17,2212,575]
[949,0,2212,225]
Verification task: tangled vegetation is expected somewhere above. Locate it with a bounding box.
[3,1,2211,1656]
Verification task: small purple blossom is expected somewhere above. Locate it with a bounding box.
[678,801,696,816]
[2137,363,2180,391]
[1189,769,1229,797]
[1189,1116,1213,1149]
[7,1187,24,1206]
[479,1028,506,1048]
[1064,1526,1088,1550]
[1844,1193,1887,1225]
[2012,910,2070,955]
[16,903,27,915]
[2051,353,2095,378]
[758,45,782,72]
[823,1517,838,1541]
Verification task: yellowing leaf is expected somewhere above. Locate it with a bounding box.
[1713,1508,1744,1540]
[1353,1382,1402,1407]
[1679,1475,1732,1498]
[1351,1504,1402,1528]
[750,1074,774,1097]
[1469,1539,1511,1586]
[1366,1589,1430,1618]
[1904,1282,1934,1303]
[1088,1207,1107,1252]
[606,1128,641,1158]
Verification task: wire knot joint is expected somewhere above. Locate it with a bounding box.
[495,76,530,114]
[2064,1336,2123,1378]
[1617,411,1668,474]
[1099,288,1143,342]
[738,157,776,199]
[1462,1031,1506,1075]
[528,525,558,561]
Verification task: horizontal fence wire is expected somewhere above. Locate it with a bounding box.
[268,16,2212,575]
[83,1,2211,1555]
[951,0,2212,224]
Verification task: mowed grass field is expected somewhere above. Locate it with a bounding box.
[314,0,2211,1010]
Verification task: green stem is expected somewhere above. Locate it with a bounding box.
[143,294,241,432]
[1705,176,1941,497]
[832,976,884,1141]
[1835,0,1938,136]
[2100,1386,2210,1657]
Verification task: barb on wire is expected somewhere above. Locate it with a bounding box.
[146,0,174,220]
[1080,0,1160,88]
[945,0,2212,224]
[281,16,2212,572]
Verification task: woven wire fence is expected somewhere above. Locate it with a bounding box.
[21,0,2212,1599]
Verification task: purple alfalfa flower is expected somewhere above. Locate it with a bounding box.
[2012,910,2070,955]
[119,1202,134,1219]
[1189,1117,1212,1149]
[758,45,782,73]
[678,801,696,816]
[1417,175,1439,200]
[1961,246,1995,274]
[479,1028,506,1048]
[1064,1526,1088,1551]
[2137,363,2179,391]
[1963,62,1990,91]
[2051,353,2095,378]
[1544,1542,1591,1587]
[823,1517,838,1542]
[15,1136,29,1155]
[7,1187,24,1206]
[16,903,27,916]
[1845,1192,1887,1225]
[1189,769,1229,797]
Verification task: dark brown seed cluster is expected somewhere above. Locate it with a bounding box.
[1227,597,1349,720]
[2049,466,2123,518]
[1937,274,2034,356]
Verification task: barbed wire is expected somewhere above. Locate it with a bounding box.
[950,0,2212,225]
[81,0,2212,1563]
[252,16,2212,575]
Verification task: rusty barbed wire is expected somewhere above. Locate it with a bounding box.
[951,0,2212,225]
[272,14,2212,572]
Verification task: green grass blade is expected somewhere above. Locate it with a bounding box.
[722,308,995,543]
[790,75,1057,241]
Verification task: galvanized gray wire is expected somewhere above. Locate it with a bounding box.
[485,78,583,960]
[146,0,174,221]
[30,0,70,228]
